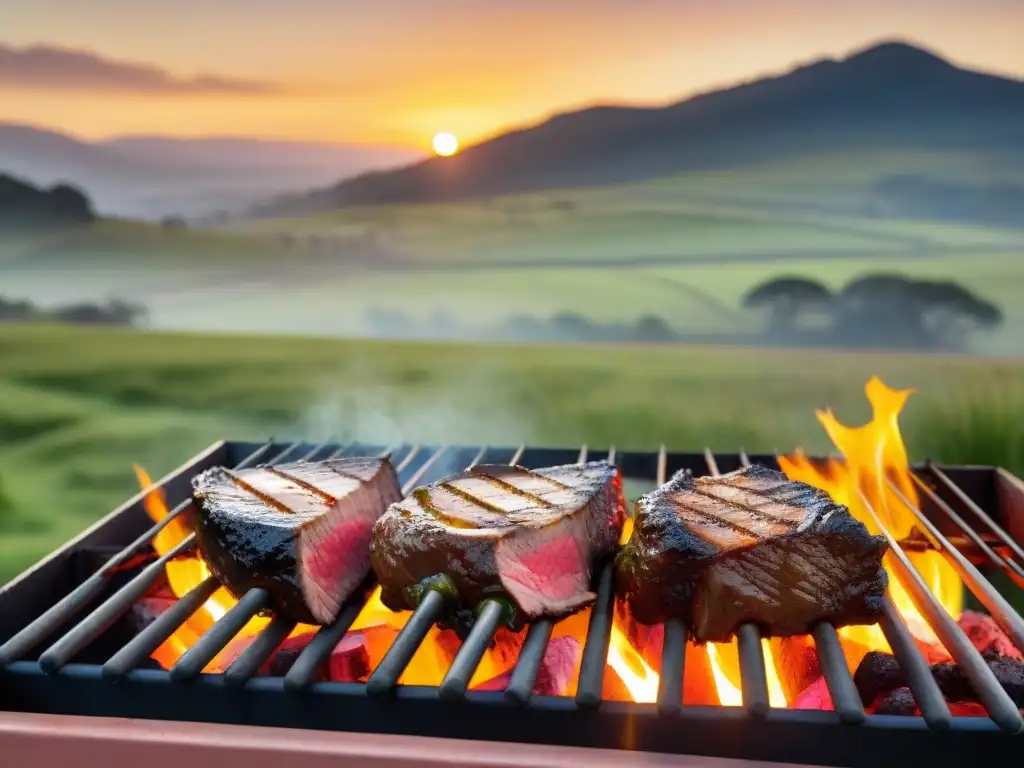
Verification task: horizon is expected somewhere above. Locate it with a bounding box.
[3,37,1014,153]
[3,1,1023,150]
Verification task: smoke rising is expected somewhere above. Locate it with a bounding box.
[291,356,540,453]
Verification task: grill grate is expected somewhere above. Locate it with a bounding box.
[1,440,1023,767]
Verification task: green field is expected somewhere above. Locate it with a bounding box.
[2,324,1023,584]
[2,148,1023,352]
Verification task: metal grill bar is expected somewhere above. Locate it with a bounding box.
[37,440,342,674]
[282,596,364,690]
[813,623,866,724]
[169,588,271,682]
[706,450,771,717]
[223,614,295,686]
[574,561,615,708]
[736,623,771,716]
[657,619,687,714]
[731,450,865,721]
[38,534,196,673]
[912,474,1024,584]
[654,444,688,715]
[164,439,360,683]
[102,577,220,681]
[364,444,477,696]
[439,599,507,699]
[877,597,952,730]
[928,461,1024,567]
[887,478,1024,655]
[0,438,279,666]
[572,446,618,708]
[439,447,535,701]
[169,442,402,687]
[2,440,1022,745]
[505,620,555,705]
[443,444,613,702]
[858,489,1023,733]
[501,442,573,704]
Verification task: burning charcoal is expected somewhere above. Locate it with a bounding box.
[472,635,581,697]
[329,626,400,683]
[853,651,905,707]
[958,610,1023,661]
[128,587,178,635]
[859,655,1024,715]
[329,632,372,682]
[793,677,834,711]
[874,687,917,716]
[872,687,989,717]
[262,633,318,678]
[930,657,1024,707]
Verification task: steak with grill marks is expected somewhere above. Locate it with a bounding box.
[616,464,888,642]
[370,461,625,623]
[192,456,401,625]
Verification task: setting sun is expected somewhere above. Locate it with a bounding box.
[432,131,460,157]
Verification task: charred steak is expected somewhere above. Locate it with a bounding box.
[370,461,625,623]
[616,464,888,642]
[192,456,401,624]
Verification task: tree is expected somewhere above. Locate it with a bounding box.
[46,183,95,225]
[0,174,95,229]
[742,276,833,336]
[633,315,675,342]
[832,273,1002,350]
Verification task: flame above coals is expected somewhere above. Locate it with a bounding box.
[778,376,963,655]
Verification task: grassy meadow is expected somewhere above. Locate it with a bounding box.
[2,323,1023,584]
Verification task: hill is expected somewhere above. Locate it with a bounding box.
[0,123,419,219]
[267,41,1024,215]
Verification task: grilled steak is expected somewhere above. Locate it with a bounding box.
[192,456,401,625]
[616,464,888,642]
[370,461,625,624]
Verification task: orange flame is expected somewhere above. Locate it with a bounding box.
[776,377,963,654]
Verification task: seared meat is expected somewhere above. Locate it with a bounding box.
[370,461,625,623]
[616,464,888,642]
[192,456,401,624]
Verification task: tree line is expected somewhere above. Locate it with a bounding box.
[0,174,95,230]
[742,272,1002,350]
[363,272,1001,352]
[0,296,146,327]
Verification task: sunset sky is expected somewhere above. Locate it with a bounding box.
[2,0,1022,151]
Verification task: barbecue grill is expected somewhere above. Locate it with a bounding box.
[1,440,1023,768]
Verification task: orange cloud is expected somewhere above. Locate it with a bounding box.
[0,44,290,95]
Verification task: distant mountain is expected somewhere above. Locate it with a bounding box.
[267,41,1024,215]
[0,124,420,219]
